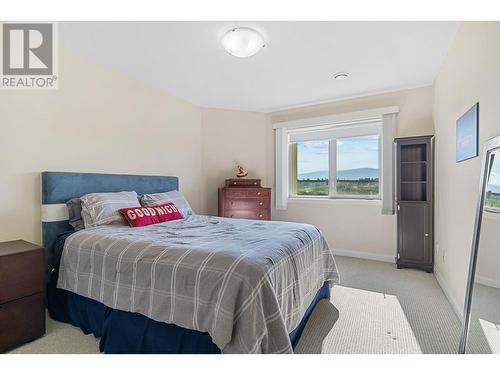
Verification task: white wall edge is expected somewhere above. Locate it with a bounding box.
[434,265,464,322]
[332,248,395,264]
[475,275,500,289]
[264,83,431,113]
[272,106,399,129]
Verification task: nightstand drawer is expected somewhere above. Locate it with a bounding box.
[0,248,44,304]
[0,292,45,352]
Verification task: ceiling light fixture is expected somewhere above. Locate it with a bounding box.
[221,27,266,58]
[333,72,349,81]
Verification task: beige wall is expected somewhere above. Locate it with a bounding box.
[433,22,500,315]
[0,48,202,246]
[269,86,434,258]
[272,86,434,137]
[200,108,271,215]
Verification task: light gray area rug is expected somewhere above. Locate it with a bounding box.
[295,256,462,354]
[10,256,462,354]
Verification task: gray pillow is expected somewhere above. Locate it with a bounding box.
[66,198,84,231]
[80,191,140,228]
[140,190,193,218]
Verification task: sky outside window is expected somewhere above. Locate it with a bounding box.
[296,136,379,179]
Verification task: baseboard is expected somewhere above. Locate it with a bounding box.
[332,248,395,264]
[475,275,500,289]
[434,265,463,322]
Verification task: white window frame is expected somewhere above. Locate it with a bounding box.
[274,107,399,213]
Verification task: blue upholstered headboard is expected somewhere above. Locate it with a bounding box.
[41,171,179,281]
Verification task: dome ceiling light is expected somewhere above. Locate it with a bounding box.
[221,27,266,58]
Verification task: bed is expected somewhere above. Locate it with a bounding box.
[42,172,338,354]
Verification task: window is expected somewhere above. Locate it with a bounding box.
[274,106,398,211]
[289,129,381,199]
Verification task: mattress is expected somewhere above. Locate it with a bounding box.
[56,215,338,353]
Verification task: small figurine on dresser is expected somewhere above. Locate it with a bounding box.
[236,164,248,178]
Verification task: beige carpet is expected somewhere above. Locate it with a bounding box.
[465,283,500,354]
[9,256,462,354]
[295,256,461,354]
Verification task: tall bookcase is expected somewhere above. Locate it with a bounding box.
[395,135,434,273]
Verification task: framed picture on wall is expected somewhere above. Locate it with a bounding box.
[456,102,479,162]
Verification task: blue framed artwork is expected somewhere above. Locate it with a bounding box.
[456,103,479,162]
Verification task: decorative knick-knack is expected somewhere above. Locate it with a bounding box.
[236,165,248,178]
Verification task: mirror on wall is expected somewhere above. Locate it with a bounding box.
[460,135,500,354]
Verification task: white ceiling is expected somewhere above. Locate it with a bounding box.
[60,21,459,112]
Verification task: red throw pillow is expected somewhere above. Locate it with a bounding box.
[119,202,184,227]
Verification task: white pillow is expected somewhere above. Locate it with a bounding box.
[80,191,140,228]
[140,190,193,218]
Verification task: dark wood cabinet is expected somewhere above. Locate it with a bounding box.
[218,179,271,220]
[395,136,434,272]
[0,240,45,352]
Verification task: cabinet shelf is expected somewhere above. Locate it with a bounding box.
[401,181,427,184]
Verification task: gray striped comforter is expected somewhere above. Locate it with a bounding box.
[57,215,338,353]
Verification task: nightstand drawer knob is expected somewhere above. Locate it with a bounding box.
[257,192,261,196]
[259,214,263,218]
[259,202,263,206]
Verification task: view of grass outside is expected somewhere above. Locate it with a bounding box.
[297,179,329,195]
[337,178,379,195]
[485,191,500,212]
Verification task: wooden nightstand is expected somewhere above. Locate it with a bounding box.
[0,240,45,352]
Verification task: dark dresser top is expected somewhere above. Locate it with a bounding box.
[0,240,42,257]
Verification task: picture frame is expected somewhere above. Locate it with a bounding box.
[456,103,479,162]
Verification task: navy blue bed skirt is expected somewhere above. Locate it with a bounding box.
[48,282,330,354]
[47,232,330,353]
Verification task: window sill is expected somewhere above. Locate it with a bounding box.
[287,197,382,206]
